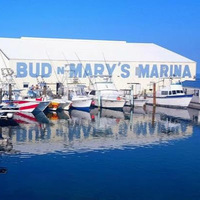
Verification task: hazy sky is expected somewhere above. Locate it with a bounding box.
[0,0,200,76]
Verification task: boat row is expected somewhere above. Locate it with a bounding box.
[0,68,195,114]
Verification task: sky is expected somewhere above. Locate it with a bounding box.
[0,0,200,76]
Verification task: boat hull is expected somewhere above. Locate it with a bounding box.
[125,99,147,107]
[93,98,125,109]
[72,97,92,110]
[146,95,193,108]
[3,100,39,112]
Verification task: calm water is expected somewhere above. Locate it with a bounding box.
[1,106,200,200]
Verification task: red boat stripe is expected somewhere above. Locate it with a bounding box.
[13,101,32,104]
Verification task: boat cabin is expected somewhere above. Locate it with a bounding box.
[157,83,185,97]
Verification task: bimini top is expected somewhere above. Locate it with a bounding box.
[0,37,195,63]
[182,80,200,89]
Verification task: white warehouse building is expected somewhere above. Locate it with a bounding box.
[0,37,196,94]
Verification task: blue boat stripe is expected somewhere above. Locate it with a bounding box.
[156,94,193,99]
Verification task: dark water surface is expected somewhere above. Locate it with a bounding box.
[1,106,200,200]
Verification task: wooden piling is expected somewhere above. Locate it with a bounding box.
[153,82,156,107]
[0,88,2,104]
[9,84,12,101]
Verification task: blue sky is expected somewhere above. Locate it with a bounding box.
[0,0,200,76]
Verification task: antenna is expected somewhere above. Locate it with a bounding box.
[45,49,60,83]
[74,52,93,86]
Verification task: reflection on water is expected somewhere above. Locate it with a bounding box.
[0,106,199,156]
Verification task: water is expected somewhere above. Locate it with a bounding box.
[1,106,200,200]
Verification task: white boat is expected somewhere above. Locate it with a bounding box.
[120,89,146,107]
[89,75,125,109]
[146,82,193,108]
[67,84,92,111]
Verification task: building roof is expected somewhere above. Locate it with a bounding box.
[182,80,200,88]
[0,37,195,62]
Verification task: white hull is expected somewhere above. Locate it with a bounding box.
[147,96,192,108]
[72,97,92,108]
[93,98,125,109]
[63,102,72,110]
[59,102,72,110]
[125,99,147,107]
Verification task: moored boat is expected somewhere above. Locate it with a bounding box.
[66,84,91,111]
[146,81,193,108]
[89,75,125,109]
[2,99,40,113]
[120,89,147,107]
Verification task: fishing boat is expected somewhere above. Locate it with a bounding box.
[2,96,40,113]
[0,68,41,113]
[66,84,92,111]
[26,90,50,112]
[146,80,193,108]
[89,75,125,109]
[26,82,70,112]
[120,89,147,107]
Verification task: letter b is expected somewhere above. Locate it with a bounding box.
[16,62,27,77]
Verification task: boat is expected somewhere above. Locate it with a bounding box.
[26,90,50,112]
[25,82,71,112]
[2,98,40,113]
[0,68,41,113]
[66,84,92,111]
[146,80,193,108]
[89,75,125,109]
[120,89,147,107]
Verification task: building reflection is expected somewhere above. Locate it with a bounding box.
[0,107,196,155]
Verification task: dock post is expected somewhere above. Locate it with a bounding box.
[144,89,147,99]
[152,105,156,127]
[98,91,101,110]
[153,83,156,107]
[43,86,47,97]
[0,88,2,104]
[8,84,12,101]
[130,84,134,109]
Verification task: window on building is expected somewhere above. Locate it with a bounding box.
[23,82,29,88]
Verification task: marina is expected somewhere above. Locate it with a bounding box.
[0,0,200,199]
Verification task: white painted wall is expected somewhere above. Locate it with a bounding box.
[6,59,196,95]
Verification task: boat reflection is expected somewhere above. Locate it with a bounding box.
[0,106,199,155]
